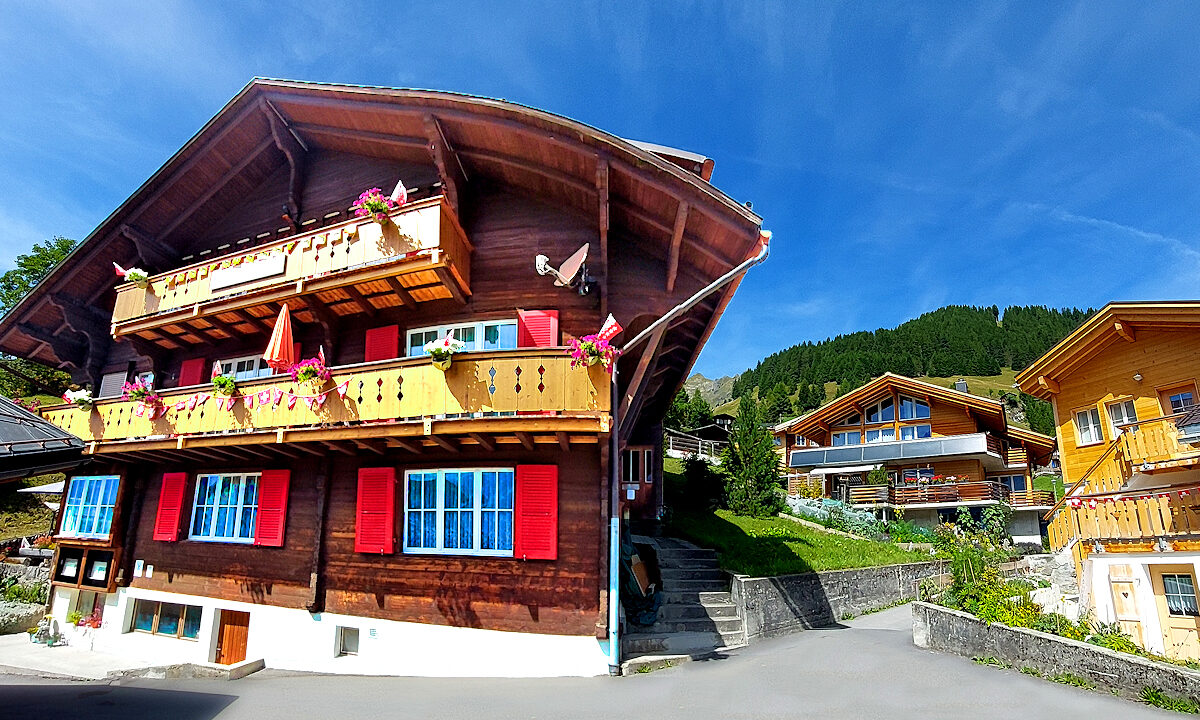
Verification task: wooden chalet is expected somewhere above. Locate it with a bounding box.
[774,373,1056,543]
[1016,301,1200,660]
[0,79,766,676]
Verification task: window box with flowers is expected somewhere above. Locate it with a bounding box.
[122,377,161,416]
[567,334,620,373]
[289,357,332,392]
[423,334,466,371]
[62,388,93,411]
[351,185,408,225]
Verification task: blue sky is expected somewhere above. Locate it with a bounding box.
[2,2,1199,378]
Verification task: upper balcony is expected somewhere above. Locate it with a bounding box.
[846,481,1055,509]
[110,196,471,344]
[38,349,610,454]
[788,432,1009,472]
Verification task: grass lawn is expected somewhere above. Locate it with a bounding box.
[1033,473,1066,497]
[668,509,933,576]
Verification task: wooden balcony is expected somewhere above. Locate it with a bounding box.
[39,349,610,452]
[1048,490,1200,576]
[110,197,471,346]
[1062,414,1200,497]
[846,481,1054,508]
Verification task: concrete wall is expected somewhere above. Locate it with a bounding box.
[1008,510,1042,546]
[731,561,947,642]
[912,601,1200,700]
[1083,551,1200,657]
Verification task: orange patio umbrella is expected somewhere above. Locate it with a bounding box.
[263,304,297,373]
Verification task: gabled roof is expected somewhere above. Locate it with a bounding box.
[0,397,86,482]
[773,373,1055,455]
[1015,302,1200,400]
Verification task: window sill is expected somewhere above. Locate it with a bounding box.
[401,548,514,558]
[186,537,256,545]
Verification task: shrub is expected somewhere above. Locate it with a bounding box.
[1088,622,1141,655]
[3,581,47,605]
[680,455,723,511]
[785,496,884,538]
[721,396,784,517]
[884,518,936,543]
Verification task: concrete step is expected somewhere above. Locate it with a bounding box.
[620,645,745,676]
[662,590,732,605]
[622,630,746,655]
[659,602,739,621]
[641,617,745,635]
[659,568,727,582]
[665,578,728,592]
[653,548,718,561]
[657,556,721,570]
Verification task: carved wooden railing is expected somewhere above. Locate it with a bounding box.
[39,349,609,445]
[110,196,470,331]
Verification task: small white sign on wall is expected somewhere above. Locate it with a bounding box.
[145,564,154,579]
[209,253,287,291]
[133,559,144,578]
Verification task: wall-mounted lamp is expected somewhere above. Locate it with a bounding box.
[1133,372,1143,383]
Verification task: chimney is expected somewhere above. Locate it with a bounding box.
[954,379,969,393]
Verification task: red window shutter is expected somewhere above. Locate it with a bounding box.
[178,358,207,387]
[153,472,189,542]
[364,325,399,362]
[253,470,291,547]
[517,310,559,348]
[514,465,558,560]
[356,467,396,554]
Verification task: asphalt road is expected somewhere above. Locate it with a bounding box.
[0,605,1173,719]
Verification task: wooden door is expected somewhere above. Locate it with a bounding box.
[1151,565,1200,660]
[1109,566,1144,647]
[215,610,250,665]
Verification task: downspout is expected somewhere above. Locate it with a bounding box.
[606,230,769,674]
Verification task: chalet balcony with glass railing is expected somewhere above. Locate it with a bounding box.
[38,349,610,452]
[109,196,471,344]
[789,432,1006,471]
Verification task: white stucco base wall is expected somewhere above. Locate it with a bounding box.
[1083,552,1200,657]
[1007,510,1043,546]
[50,586,612,677]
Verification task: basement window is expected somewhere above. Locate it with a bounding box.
[336,626,359,656]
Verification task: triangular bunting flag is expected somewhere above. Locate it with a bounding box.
[336,381,349,398]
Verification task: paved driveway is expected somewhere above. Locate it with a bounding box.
[0,605,1172,719]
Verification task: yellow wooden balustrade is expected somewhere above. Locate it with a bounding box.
[40,350,609,445]
[111,196,469,330]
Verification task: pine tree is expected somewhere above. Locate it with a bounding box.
[721,396,783,517]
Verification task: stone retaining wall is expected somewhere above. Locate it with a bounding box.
[731,561,947,642]
[912,601,1200,700]
[1,562,51,585]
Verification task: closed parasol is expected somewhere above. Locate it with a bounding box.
[263,304,297,372]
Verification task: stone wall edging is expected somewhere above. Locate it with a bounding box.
[0,563,50,585]
[911,601,1200,700]
[730,560,948,643]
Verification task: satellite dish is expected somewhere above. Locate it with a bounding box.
[535,243,592,293]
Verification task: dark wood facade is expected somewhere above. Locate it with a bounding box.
[8,80,765,648]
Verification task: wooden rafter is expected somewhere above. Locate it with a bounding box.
[262,100,307,231]
[556,431,571,451]
[384,277,415,308]
[515,431,536,451]
[430,435,458,453]
[386,437,424,454]
[352,439,385,455]
[1114,321,1136,343]
[618,326,666,440]
[289,122,428,153]
[666,201,689,293]
[321,441,355,456]
[596,156,610,319]
[424,114,467,216]
[155,136,275,241]
[120,223,175,269]
[468,432,496,452]
[341,285,377,317]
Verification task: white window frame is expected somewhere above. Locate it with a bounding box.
[1167,390,1197,415]
[865,398,895,424]
[1163,573,1200,617]
[406,320,518,357]
[901,468,936,483]
[900,424,933,441]
[403,468,515,557]
[188,472,260,544]
[129,598,203,640]
[899,395,931,421]
[864,427,896,444]
[1106,399,1138,436]
[834,412,860,427]
[60,475,120,540]
[993,474,1027,492]
[218,354,272,382]
[831,430,861,446]
[1075,407,1104,446]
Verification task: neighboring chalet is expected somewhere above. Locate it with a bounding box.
[0,80,767,676]
[775,374,1056,544]
[1016,302,1200,660]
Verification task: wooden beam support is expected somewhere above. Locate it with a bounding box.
[228,309,273,335]
[120,224,175,270]
[289,122,428,153]
[424,114,467,216]
[262,102,307,231]
[297,297,337,358]
[306,460,332,613]
[430,434,459,453]
[1114,321,1136,343]
[1037,376,1061,395]
[17,323,84,360]
[386,437,424,454]
[515,431,536,451]
[666,200,689,293]
[556,431,571,451]
[289,443,326,457]
[384,276,416,308]
[342,284,377,317]
[433,266,468,305]
[352,439,385,455]
[468,433,496,452]
[321,441,355,456]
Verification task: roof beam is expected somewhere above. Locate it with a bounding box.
[263,101,307,231]
[468,432,496,452]
[430,434,459,453]
[289,122,428,152]
[666,201,689,293]
[384,277,415,308]
[1037,376,1061,394]
[424,114,466,217]
[352,439,385,456]
[155,136,275,241]
[120,224,176,270]
[515,431,536,451]
[321,441,355,456]
[556,431,571,451]
[619,325,666,441]
[341,285,377,317]
[1114,321,1136,343]
[17,323,84,360]
[386,437,424,454]
[596,157,610,319]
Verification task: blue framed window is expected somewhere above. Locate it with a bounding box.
[189,473,259,543]
[404,469,514,556]
[61,475,120,540]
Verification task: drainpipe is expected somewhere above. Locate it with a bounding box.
[605,230,770,674]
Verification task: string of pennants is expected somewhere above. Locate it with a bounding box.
[163,226,359,289]
[1066,488,1197,509]
[132,381,352,420]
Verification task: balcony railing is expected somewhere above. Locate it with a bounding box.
[39,349,609,447]
[110,197,470,336]
[789,432,1003,469]
[845,481,1054,508]
[1054,413,1200,501]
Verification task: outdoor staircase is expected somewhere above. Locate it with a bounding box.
[621,537,746,674]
